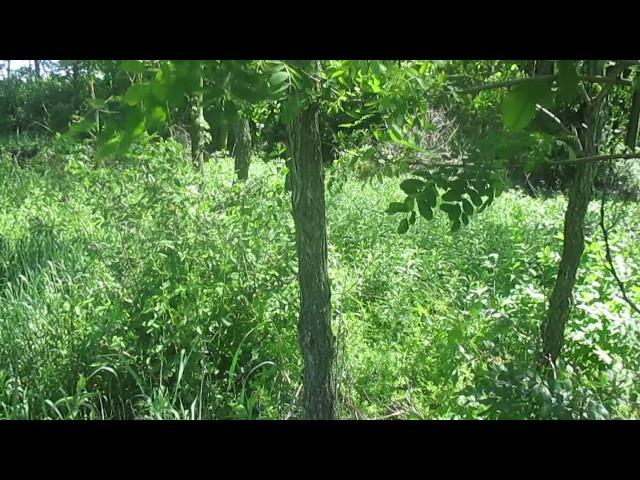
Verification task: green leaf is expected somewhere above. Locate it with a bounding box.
[386,202,410,214]
[502,81,553,131]
[400,178,426,194]
[442,189,462,202]
[404,196,415,211]
[409,211,416,225]
[397,218,409,234]
[440,202,461,218]
[67,118,95,136]
[450,220,461,232]
[151,81,169,102]
[121,60,147,74]
[417,184,438,207]
[425,185,437,207]
[124,108,145,135]
[96,133,121,159]
[527,80,554,109]
[147,106,167,126]
[269,71,290,87]
[502,88,537,131]
[123,84,147,106]
[417,199,433,220]
[389,123,404,143]
[557,60,580,104]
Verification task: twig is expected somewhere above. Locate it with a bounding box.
[592,63,628,109]
[456,74,555,94]
[375,410,410,420]
[599,173,640,316]
[285,383,303,420]
[535,105,582,153]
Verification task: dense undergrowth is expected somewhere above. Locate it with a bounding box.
[0,137,638,419]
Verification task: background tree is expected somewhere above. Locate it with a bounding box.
[390,59,640,365]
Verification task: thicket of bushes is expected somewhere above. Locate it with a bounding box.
[1,137,638,419]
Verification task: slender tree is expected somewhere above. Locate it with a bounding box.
[542,61,629,363]
[188,62,210,171]
[287,99,335,419]
[233,117,252,181]
[398,60,640,364]
[626,87,640,150]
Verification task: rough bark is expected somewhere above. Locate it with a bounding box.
[233,118,251,181]
[287,103,336,420]
[542,160,598,362]
[542,102,601,364]
[212,123,228,152]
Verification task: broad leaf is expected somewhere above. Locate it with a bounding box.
[121,60,147,75]
[557,60,580,103]
[386,202,410,214]
[400,178,426,194]
[397,218,409,234]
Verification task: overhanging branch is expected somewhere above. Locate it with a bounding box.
[535,105,582,153]
[547,152,640,166]
[456,74,632,95]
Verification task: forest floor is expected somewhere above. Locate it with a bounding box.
[1,139,639,419]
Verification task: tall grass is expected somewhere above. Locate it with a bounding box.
[0,138,638,419]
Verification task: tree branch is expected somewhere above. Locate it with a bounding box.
[599,177,640,316]
[455,75,555,94]
[593,63,628,108]
[535,105,583,153]
[456,74,631,95]
[547,152,640,166]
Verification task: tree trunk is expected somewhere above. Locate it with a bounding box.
[233,118,251,181]
[542,160,598,362]
[6,60,10,78]
[90,79,99,133]
[34,60,41,79]
[188,64,209,171]
[72,62,79,83]
[625,87,640,150]
[535,60,554,76]
[212,123,228,153]
[287,103,336,420]
[542,103,601,364]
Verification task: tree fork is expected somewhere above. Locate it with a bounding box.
[542,61,611,364]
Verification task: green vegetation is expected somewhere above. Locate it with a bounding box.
[0,136,638,419]
[0,59,639,419]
